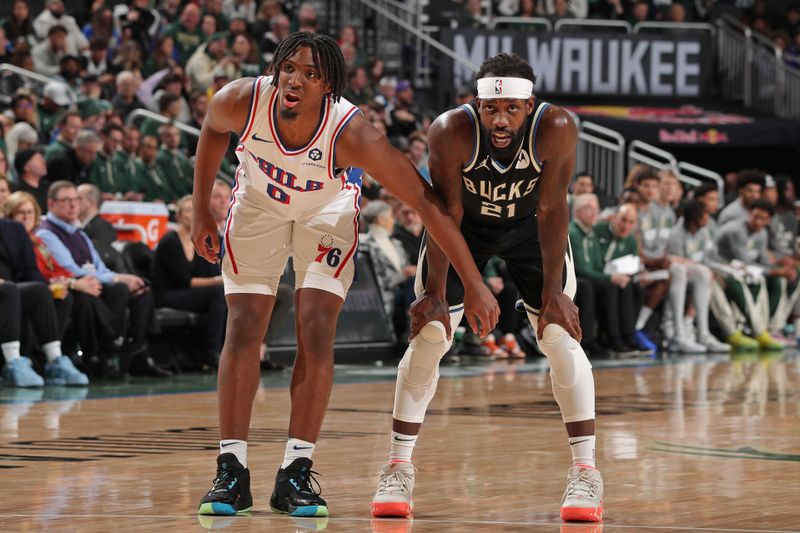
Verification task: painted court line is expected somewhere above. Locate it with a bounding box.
[3,514,798,533]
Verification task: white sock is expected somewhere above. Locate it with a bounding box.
[389,431,417,463]
[219,439,247,468]
[635,307,653,330]
[569,435,596,468]
[282,438,315,468]
[42,341,62,363]
[1,341,21,363]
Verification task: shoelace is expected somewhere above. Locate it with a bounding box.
[290,468,323,496]
[209,467,238,494]
[566,469,600,500]
[377,469,413,495]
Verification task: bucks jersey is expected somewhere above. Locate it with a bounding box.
[460,100,550,225]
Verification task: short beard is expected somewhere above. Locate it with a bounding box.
[481,123,525,164]
[279,107,299,121]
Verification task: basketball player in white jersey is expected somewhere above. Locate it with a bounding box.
[193,33,499,517]
[371,53,604,522]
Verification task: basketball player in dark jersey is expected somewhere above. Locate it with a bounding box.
[372,53,604,522]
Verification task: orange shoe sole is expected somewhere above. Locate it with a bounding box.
[560,505,603,522]
[372,501,412,518]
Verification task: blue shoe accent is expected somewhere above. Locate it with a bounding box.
[633,330,657,354]
[44,356,89,386]
[2,357,44,388]
[198,501,236,515]
[289,505,328,517]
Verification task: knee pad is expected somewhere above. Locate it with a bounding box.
[538,324,595,423]
[393,321,449,423]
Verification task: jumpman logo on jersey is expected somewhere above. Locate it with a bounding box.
[475,156,490,172]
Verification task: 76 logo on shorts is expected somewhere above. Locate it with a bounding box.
[315,234,342,267]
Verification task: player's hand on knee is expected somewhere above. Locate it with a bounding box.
[463,282,500,338]
[408,292,451,341]
[191,210,221,264]
[537,292,581,342]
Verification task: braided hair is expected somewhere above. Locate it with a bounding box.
[475,53,537,88]
[269,32,347,102]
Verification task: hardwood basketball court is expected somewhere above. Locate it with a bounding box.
[0,351,797,533]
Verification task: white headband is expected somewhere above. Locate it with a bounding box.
[477,77,533,99]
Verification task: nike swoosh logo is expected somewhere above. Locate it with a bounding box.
[293,445,313,450]
[221,442,236,447]
[251,133,274,143]
[570,439,591,446]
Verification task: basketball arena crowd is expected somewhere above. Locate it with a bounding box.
[0,0,797,386]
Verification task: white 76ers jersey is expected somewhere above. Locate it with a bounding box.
[234,75,361,214]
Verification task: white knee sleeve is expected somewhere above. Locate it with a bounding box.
[393,310,463,423]
[535,322,596,424]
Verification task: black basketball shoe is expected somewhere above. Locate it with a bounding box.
[197,453,253,515]
[269,458,329,517]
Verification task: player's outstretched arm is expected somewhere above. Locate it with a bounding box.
[535,106,581,341]
[191,78,252,264]
[337,114,499,337]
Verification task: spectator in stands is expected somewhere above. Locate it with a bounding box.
[156,123,193,198]
[203,0,229,30]
[77,98,113,132]
[296,3,320,33]
[713,200,791,350]
[5,190,113,377]
[37,181,170,377]
[186,33,237,91]
[111,71,145,121]
[666,2,687,22]
[77,183,116,253]
[0,216,88,387]
[665,200,731,352]
[165,3,204,64]
[718,169,764,226]
[82,7,118,49]
[152,195,226,368]
[260,14,290,64]
[32,25,71,77]
[140,93,184,140]
[593,202,652,354]
[201,13,218,39]
[0,178,10,211]
[39,82,73,136]
[224,0,258,24]
[689,183,721,228]
[338,25,367,67]
[44,111,83,159]
[361,200,414,323]
[480,257,527,358]
[143,37,179,78]
[406,132,430,182]
[767,176,798,262]
[456,0,484,28]
[634,168,672,352]
[392,204,423,268]
[56,54,85,91]
[629,1,652,23]
[6,123,40,174]
[343,66,374,106]
[12,149,51,214]
[209,179,233,233]
[4,0,35,46]
[544,0,588,19]
[33,0,88,54]
[133,134,174,202]
[46,129,100,185]
[11,93,41,135]
[90,123,127,197]
[148,72,192,123]
[570,194,638,355]
[659,169,684,210]
[231,33,265,78]
[388,80,420,140]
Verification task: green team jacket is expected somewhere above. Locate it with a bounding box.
[592,220,638,265]
[568,220,609,282]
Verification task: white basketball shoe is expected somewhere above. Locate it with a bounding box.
[560,465,604,522]
[371,462,416,517]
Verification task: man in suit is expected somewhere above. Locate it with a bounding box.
[0,219,88,386]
